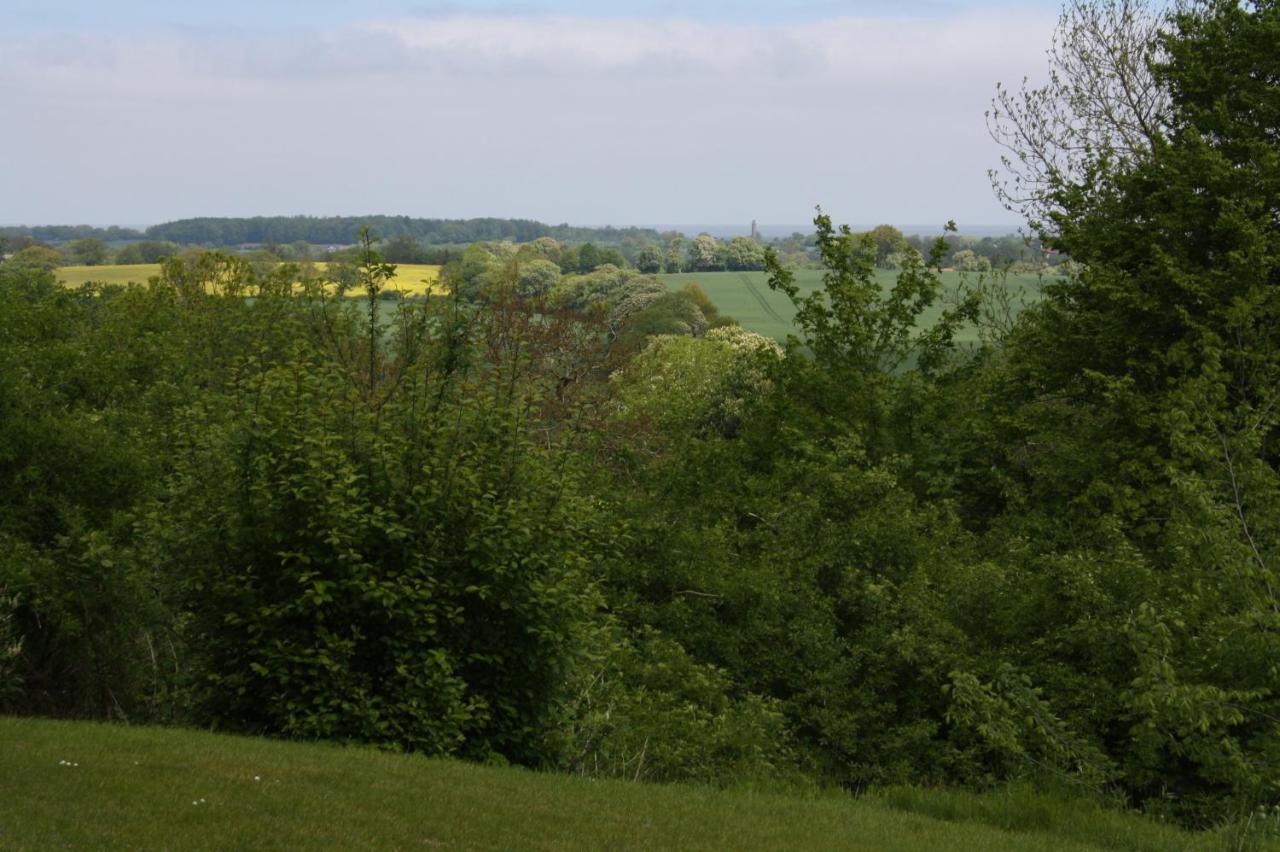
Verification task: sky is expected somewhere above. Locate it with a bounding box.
[0,0,1061,229]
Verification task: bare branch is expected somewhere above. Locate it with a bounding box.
[988,0,1176,234]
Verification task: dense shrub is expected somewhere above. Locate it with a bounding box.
[0,272,182,719]
[561,628,797,785]
[145,354,605,761]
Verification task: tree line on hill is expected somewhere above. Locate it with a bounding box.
[0,217,668,251]
[3,218,1062,279]
[0,224,147,243]
[376,228,1058,276]
[1,0,1275,836]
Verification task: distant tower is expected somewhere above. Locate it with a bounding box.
[750,219,759,240]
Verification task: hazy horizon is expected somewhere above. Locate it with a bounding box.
[1,1,1056,228]
[0,218,1027,240]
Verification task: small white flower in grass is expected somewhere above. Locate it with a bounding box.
[253,776,261,782]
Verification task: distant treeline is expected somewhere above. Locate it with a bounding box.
[3,219,1064,276]
[2,218,667,248]
[0,225,146,243]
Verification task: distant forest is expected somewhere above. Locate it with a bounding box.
[0,217,669,248]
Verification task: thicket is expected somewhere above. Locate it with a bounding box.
[0,0,1276,835]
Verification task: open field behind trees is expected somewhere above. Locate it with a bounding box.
[56,264,162,287]
[56,263,444,295]
[57,261,1049,341]
[659,269,1052,341]
[0,717,1222,852]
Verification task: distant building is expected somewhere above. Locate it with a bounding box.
[750,219,758,240]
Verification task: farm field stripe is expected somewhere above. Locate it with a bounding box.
[739,273,787,324]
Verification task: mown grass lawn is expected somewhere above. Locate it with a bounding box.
[0,716,1233,850]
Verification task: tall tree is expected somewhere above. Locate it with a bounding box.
[978,0,1280,817]
[634,243,664,273]
[687,234,722,271]
[866,225,907,268]
[988,0,1170,232]
[60,238,112,266]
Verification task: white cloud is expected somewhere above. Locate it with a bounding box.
[2,10,1054,84]
[358,10,1053,80]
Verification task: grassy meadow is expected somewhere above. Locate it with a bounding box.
[660,269,1052,341]
[0,716,1229,851]
[56,263,443,295]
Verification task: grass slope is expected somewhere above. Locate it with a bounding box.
[0,717,1224,851]
[660,269,1050,342]
[56,263,443,295]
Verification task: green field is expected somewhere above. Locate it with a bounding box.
[56,263,443,295]
[1,716,1222,851]
[660,269,1051,342]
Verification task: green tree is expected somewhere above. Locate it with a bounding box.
[988,0,1168,231]
[596,246,628,269]
[663,235,686,273]
[115,241,182,264]
[449,242,505,300]
[952,249,992,273]
[515,258,561,299]
[724,236,765,271]
[556,246,579,274]
[0,263,202,719]
[5,246,62,274]
[634,244,664,274]
[381,235,427,263]
[138,247,611,762]
[522,236,564,263]
[687,234,722,271]
[866,224,907,268]
[954,0,1280,821]
[551,265,666,320]
[577,243,602,273]
[60,238,111,266]
[613,292,708,352]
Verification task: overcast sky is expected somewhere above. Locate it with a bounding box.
[0,0,1060,229]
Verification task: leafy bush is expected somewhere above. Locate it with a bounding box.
[136,281,608,763]
[561,628,797,785]
[0,272,180,719]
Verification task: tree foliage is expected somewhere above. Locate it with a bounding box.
[988,0,1170,231]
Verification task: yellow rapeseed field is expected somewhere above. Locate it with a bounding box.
[57,264,162,287]
[56,262,444,296]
